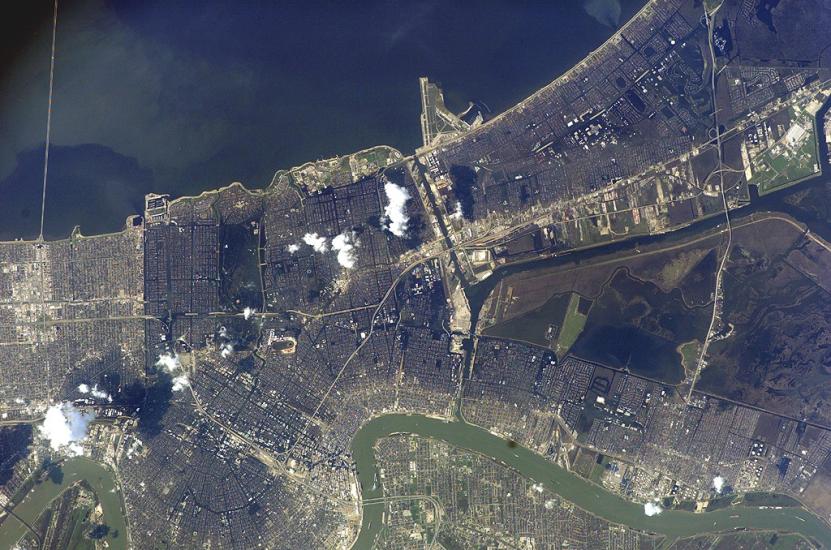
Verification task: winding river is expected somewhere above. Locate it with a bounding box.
[0,457,129,549]
[350,414,831,548]
[5,418,830,549]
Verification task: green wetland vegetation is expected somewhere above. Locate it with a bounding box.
[570,268,711,384]
[482,292,571,348]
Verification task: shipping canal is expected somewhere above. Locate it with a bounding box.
[0,457,129,549]
[350,414,831,549]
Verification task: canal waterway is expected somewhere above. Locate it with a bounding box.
[464,171,831,337]
[0,457,128,550]
[350,414,831,549]
[464,90,831,333]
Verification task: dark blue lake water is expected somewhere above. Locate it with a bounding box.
[0,0,645,239]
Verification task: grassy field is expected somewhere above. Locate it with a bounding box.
[482,292,570,348]
[678,340,702,374]
[588,455,611,485]
[555,293,589,356]
[752,111,820,195]
[64,505,95,550]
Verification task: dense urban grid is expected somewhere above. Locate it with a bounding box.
[3,0,831,548]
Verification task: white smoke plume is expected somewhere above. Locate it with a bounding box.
[155,352,180,373]
[243,307,254,320]
[331,232,359,269]
[171,375,190,392]
[712,475,725,493]
[303,232,328,252]
[449,200,464,220]
[39,403,93,456]
[90,385,112,402]
[643,502,663,516]
[383,182,411,237]
[221,343,234,358]
[78,383,111,402]
[156,352,189,392]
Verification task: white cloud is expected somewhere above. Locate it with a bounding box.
[171,375,190,392]
[77,383,90,394]
[155,352,181,373]
[39,403,93,456]
[156,352,188,392]
[449,200,463,220]
[644,502,663,516]
[713,475,725,493]
[383,182,411,237]
[331,232,359,269]
[287,243,300,254]
[303,232,328,252]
